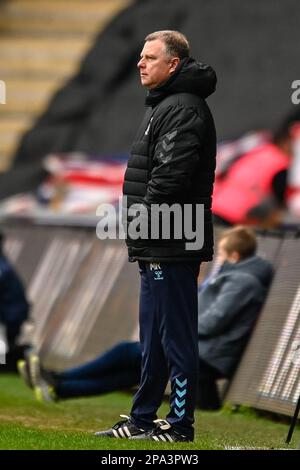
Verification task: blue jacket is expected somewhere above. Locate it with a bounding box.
[198,255,273,377]
[0,254,29,326]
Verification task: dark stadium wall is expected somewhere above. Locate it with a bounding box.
[0,0,299,198]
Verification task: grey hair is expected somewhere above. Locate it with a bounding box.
[145,30,190,59]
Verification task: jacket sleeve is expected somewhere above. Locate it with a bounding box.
[144,104,205,205]
[198,276,258,337]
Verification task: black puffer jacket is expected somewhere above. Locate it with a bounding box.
[122,57,217,262]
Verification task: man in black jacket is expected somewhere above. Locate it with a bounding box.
[96,30,217,442]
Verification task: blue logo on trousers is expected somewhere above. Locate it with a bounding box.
[174,377,187,418]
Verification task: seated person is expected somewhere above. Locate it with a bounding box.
[197,225,273,409]
[0,231,30,370]
[18,226,273,410]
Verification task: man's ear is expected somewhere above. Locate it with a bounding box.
[169,57,180,73]
[231,251,241,263]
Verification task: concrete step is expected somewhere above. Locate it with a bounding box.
[0,0,128,36]
[0,78,62,114]
[0,37,92,80]
[0,0,130,172]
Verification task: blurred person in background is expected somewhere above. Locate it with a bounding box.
[0,231,30,371]
[212,108,300,228]
[18,226,273,412]
[197,225,273,409]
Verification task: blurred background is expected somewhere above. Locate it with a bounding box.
[0,0,300,420]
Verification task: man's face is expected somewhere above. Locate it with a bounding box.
[217,239,240,264]
[137,39,179,89]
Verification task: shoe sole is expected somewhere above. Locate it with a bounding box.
[34,384,56,402]
[29,355,41,387]
[17,360,33,389]
[34,386,43,402]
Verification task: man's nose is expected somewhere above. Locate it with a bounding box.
[137,58,145,69]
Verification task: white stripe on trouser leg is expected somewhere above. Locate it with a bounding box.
[123,426,131,437]
[113,429,119,438]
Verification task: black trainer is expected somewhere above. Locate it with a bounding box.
[94,415,147,439]
[131,421,193,442]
